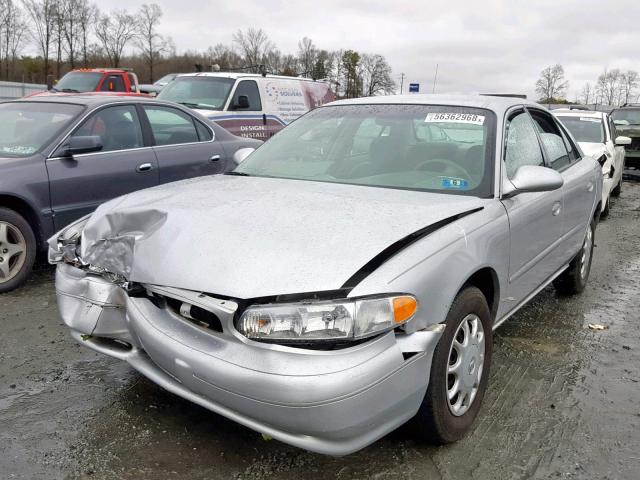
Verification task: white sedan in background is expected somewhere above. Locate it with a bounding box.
[553,108,630,216]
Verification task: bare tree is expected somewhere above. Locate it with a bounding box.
[535,64,569,102]
[232,27,274,72]
[620,70,639,105]
[580,82,592,105]
[77,0,97,67]
[360,53,395,96]
[134,3,168,82]
[297,36,316,76]
[596,69,622,106]
[207,43,242,71]
[23,0,57,78]
[1,0,26,80]
[94,10,138,68]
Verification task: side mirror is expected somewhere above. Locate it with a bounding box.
[233,95,250,110]
[233,147,255,164]
[503,165,563,198]
[615,135,632,146]
[65,136,103,156]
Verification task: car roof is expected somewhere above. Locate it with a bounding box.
[325,94,541,116]
[8,94,152,107]
[176,72,325,83]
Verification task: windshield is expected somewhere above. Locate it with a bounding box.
[556,115,605,143]
[0,102,83,157]
[611,108,640,126]
[54,72,102,93]
[234,104,496,196]
[157,77,235,110]
[155,74,177,86]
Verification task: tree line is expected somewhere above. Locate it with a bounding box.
[536,64,639,106]
[0,0,395,98]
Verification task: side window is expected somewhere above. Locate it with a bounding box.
[504,110,545,178]
[100,75,126,92]
[72,105,144,152]
[143,106,200,145]
[528,110,572,170]
[231,80,262,111]
[127,73,137,92]
[195,121,213,141]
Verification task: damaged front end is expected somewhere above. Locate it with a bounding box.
[49,214,444,456]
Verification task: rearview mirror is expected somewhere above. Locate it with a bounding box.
[615,135,632,146]
[66,135,103,156]
[233,95,250,110]
[233,147,255,164]
[503,165,563,198]
[614,119,630,126]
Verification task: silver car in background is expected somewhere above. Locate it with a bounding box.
[49,95,602,456]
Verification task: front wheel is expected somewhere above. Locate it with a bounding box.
[414,286,493,444]
[0,208,37,293]
[553,219,595,295]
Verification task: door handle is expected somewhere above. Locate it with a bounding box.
[210,155,221,162]
[136,163,152,172]
[552,201,561,216]
[586,181,594,192]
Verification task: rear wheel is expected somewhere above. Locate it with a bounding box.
[414,286,493,443]
[0,208,37,293]
[553,219,595,296]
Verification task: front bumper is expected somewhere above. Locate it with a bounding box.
[55,264,443,455]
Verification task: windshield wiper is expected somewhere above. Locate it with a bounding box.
[225,171,250,176]
[178,102,219,111]
[61,88,80,93]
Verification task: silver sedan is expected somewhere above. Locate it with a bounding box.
[49,95,602,456]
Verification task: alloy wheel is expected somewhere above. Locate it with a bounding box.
[0,221,27,283]
[446,313,485,416]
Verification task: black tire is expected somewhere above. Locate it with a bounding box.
[414,286,493,444]
[553,219,595,296]
[600,197,610,219]
[611,179,622,197]
[0,208,37,294]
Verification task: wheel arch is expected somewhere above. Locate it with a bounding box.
[0,194,43,246]
[460,266,500,322]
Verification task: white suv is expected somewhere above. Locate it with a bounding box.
[554,108,630,216]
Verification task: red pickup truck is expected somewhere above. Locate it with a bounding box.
[45,68,144,95]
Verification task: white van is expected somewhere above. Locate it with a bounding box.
[156,73,335,140]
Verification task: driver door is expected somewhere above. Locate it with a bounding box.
[500,109,564,306]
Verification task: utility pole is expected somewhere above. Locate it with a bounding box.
[432,64,439,93]
[400,72,405,94]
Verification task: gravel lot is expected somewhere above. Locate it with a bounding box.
[1,183,639,480]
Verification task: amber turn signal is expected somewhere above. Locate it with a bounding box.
[393,296,417,323]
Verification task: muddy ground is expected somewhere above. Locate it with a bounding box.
[1,183,639,480]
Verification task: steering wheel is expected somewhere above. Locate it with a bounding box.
[415,159,471,181]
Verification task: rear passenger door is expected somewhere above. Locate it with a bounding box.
[141,104,226,184]
[47,104,159,230]
[528,108,595,259]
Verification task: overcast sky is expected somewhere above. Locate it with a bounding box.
[104,0,639,100]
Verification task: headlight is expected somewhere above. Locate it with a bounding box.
[237,295,417,344]
[48,214,92,264]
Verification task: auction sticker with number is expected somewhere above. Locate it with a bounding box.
[425,112,485,125]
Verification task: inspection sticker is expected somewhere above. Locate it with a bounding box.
[425,112,485,125]
[441,177,469,189]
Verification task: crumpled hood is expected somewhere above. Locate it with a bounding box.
[80,175,485,298]
[578,142,606,159]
